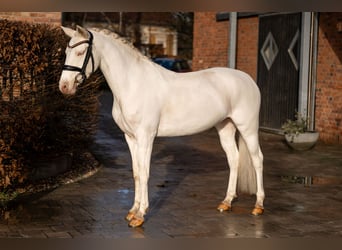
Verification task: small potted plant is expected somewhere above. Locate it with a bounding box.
[281,112,319,150]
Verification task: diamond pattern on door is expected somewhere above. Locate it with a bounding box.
[288,29,300,71]
[257,13,302,130]
[260,32,278,70]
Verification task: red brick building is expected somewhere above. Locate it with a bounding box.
[193,12,342,144]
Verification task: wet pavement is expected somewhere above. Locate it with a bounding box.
[0,90,341,238]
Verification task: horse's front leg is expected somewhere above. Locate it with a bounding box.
[125,132,155,228]
[124,134,140,222]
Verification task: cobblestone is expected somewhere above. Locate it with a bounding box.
[0,90,341,238]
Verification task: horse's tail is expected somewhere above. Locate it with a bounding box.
[237,133,257,194]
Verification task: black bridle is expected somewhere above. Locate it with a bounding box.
[62,30,94,85]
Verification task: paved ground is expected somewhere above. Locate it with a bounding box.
[0,90,341,238]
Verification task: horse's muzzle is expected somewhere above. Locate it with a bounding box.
[59,80,77,95]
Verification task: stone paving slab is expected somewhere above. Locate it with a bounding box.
[0,90,341,238]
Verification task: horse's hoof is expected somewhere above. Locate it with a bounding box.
[128,217,144,228]
[125,212,135,221]
[217,203,231,212]
[251,207,264,216]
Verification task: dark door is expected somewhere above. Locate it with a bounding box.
[257,13,302,130]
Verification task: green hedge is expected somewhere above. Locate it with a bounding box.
[0,20,101,189]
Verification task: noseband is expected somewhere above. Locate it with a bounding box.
[62,30,94,85]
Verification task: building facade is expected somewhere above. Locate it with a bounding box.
[62,12,180,58]
[0,12,182,58]
[193,12,342,144]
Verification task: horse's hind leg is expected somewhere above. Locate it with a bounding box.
[215,119,239,212]
[238,127,265,215]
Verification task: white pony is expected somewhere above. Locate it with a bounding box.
[59,26,265,227]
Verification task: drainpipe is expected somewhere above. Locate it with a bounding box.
[229,12,237,68]
[307,12,318,131]
[299,12,318,131]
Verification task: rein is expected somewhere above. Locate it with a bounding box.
[62,30,94,85]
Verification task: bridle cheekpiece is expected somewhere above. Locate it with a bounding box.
[62,30,94,85]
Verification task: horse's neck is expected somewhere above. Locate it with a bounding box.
[96,34,148,100]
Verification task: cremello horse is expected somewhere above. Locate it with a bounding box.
[59,26,265,227]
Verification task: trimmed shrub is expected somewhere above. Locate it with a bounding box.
[0,20,102,190]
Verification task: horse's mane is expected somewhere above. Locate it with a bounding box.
[90,28,151,62]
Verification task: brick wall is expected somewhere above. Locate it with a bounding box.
[315,12,342,144]
[0,12,61,25]
[236,16,259,81]
[192,12,229,71]
[192,12,258,80]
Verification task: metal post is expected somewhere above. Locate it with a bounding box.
[229,12,237,69]
[119,12,123,33]
[307,12,318,131]
[299,12,317,131]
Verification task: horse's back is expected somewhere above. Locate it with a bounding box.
[172,67,260,112]
[156,67,260,137]
[173,67,258,92]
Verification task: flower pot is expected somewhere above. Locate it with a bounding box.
[285,131,319,151]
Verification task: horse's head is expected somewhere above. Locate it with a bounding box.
[59,25,97,95]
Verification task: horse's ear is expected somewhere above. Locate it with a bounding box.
[76,25,89,38]
[61,26,75,38]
